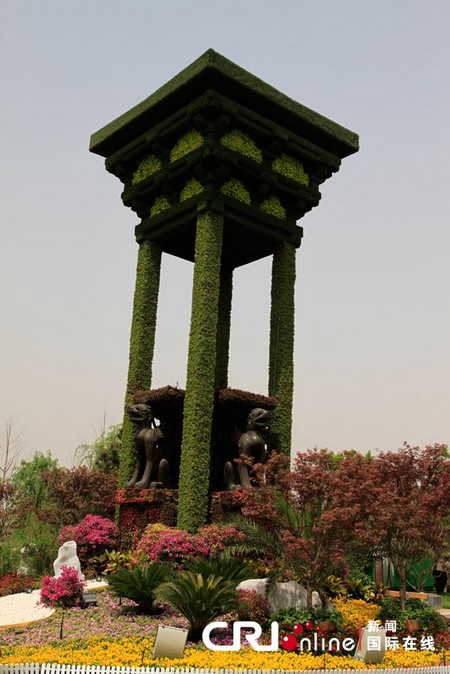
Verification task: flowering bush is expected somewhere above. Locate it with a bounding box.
[0,572,37,597]
[58,514,118,572]
[196,524,245,556]
[39,565,85,609]
[146,528,209,568]
[136,523,243,568]
[232,589,270,625]
[333,596,379,630]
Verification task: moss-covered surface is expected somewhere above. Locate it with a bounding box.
[90,49,359,161]
[272,153,309,186]
[149,195,171,218]
[220,178,251,204]
[220,129,263,163]
[179,178,204,202]
[268,242,296,456]
[177,211,223,531]
[170,129,204,163]
[119,241,162,487]
[132,154,162,185]
[260,195,287,219]
[215,267,233,388]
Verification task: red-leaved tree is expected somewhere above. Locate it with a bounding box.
[365,443,450,608]
[235,449,376,607]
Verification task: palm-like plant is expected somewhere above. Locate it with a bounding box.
[156,571,238,641]
[186,556,251,584]
[106,563,169,613]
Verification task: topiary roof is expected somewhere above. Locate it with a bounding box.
[90,49,358,160]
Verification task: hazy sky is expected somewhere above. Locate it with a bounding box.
[1,0,449,466]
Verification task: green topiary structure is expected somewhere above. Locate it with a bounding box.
[132,154,162,185]
[119,240,162,487]
[268,242,296,454]
[90,49,359,530]
[220,130,263,163]
[177,211,224,531]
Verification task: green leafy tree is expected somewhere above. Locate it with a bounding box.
[75,424,121,473]
[12,451,58,511]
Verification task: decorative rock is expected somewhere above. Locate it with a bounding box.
[236,578,321,612]
[237,578,269,597]
[267,580,321,612]
[53,540,85,581]
[17,546,32,576]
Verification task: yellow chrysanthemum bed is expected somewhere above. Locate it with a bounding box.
[1,636,445,669]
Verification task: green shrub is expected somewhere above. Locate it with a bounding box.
[107,563,170,614]
[180,178,204,202]
[156,571,237,641]
[149,196,171,218]
[186,556,250,584]
[132,155,162,184]
[376,596,447,631]
[220,178,251,204]
[260,195,286,219]
[270,606,343,630]
[272,154,309,186]
[170,130,204,162]
[220,130,263,163]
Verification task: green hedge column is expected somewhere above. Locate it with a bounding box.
[268,242,296,456]
[215,267,233,389]
[177,210,224,531]
[119,240,162,487]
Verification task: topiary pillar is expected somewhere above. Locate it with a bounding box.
[215,267,233,389]
[268,241,296,456]
[177,210,224,531]
[119,240,162,487]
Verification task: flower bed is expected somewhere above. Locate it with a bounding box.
[1,636,446,668]
[1,590,449,668]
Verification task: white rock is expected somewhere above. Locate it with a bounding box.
[236,578,322,612]
[236,578,269,597]
[53,540,85,581]
[267,581,322,612]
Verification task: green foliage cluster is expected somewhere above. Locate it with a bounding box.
[268,242,296,454]
[179,178,204,202]
[220,178,251,204]
[170,129,204,162]
[120,241,161,487]
[377,596,447,631]
[214,268,233,388]
[260,195,287,219]
[131,155,162,185]
[107,563,170,613]
[272,153,309,186]
[156,568,238,640]
[12,451,58,511]
[177,211,223,531]
[149,195,171,218]
[186,556,250,584]
[220,129,263,163]
[271,606,343,629]
[75,424,121,473]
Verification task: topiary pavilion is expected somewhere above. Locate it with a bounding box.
[90,49,359,531]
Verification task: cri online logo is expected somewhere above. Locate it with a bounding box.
[202,621,356,652]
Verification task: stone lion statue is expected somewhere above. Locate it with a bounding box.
[224,407,272,490]
[125,403,169,489]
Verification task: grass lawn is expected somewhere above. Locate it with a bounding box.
[443,592,450,609]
